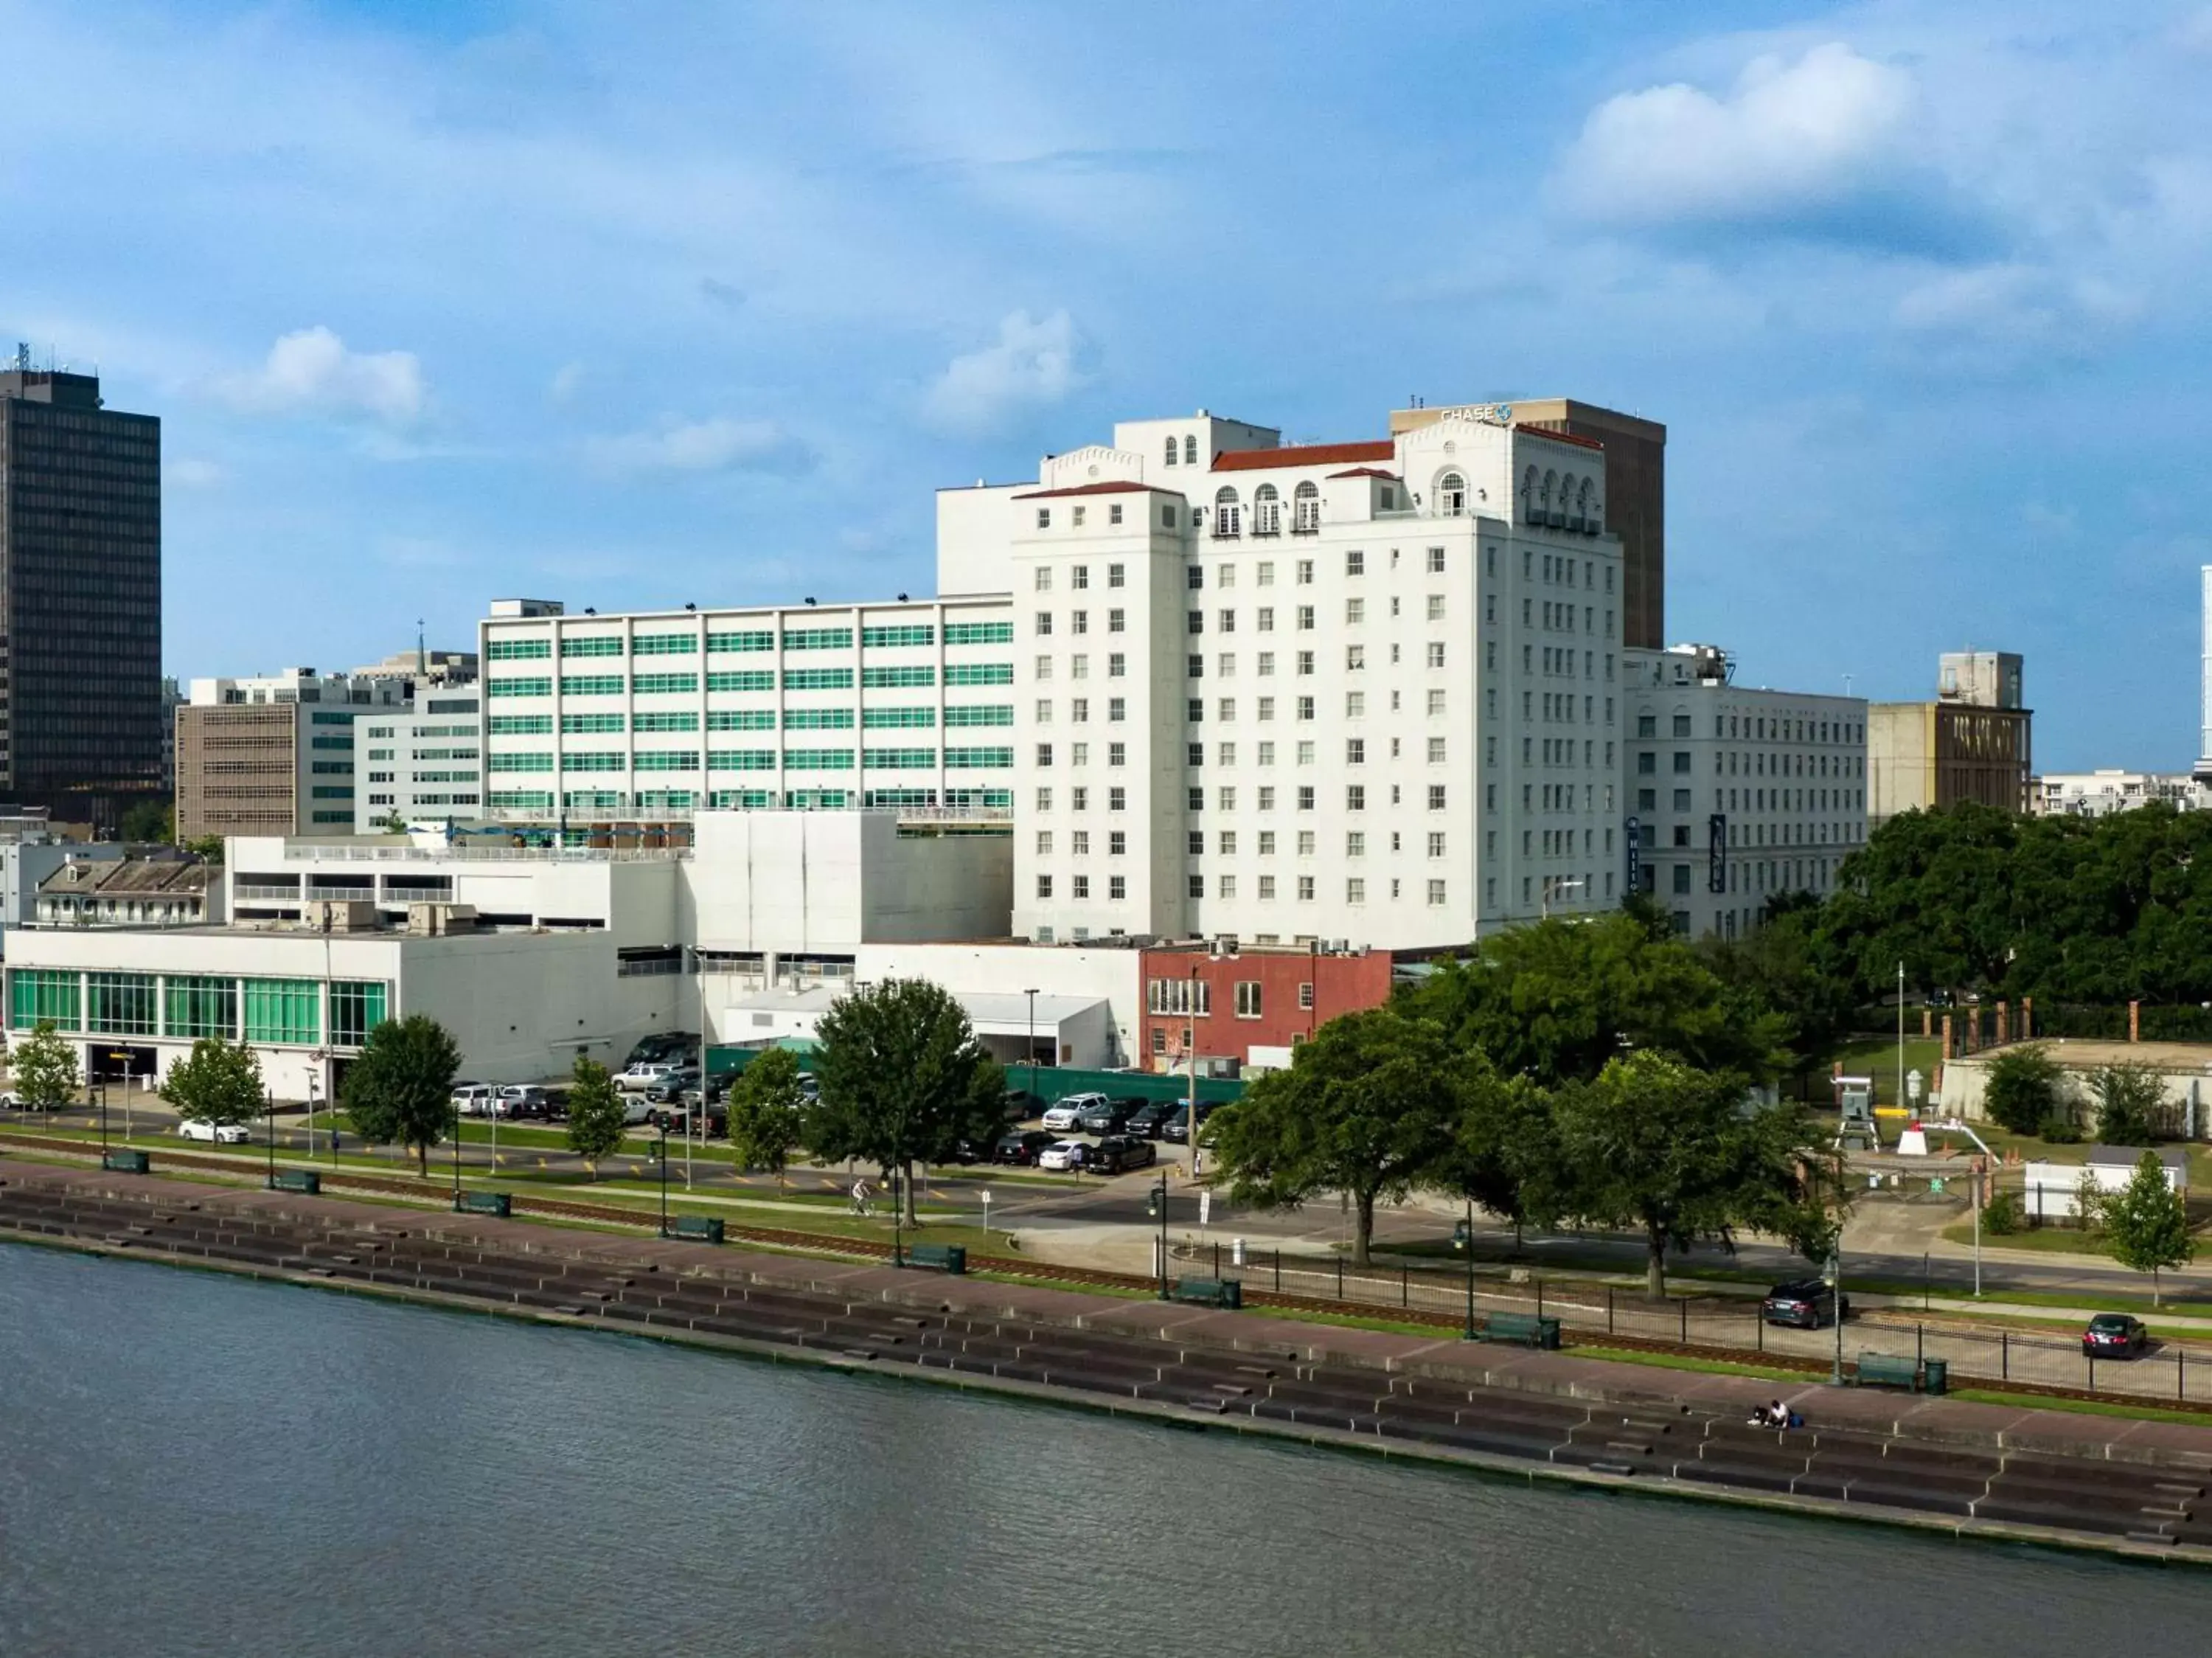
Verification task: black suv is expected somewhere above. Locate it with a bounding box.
[1162,1102,1220,1144]
[993,1130,1057,1166]
[1761,1278,1849,1329]
[1124,1101,1178,1139]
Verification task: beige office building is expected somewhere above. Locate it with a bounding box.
[1869,651,2031,822]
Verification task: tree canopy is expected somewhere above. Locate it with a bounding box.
[1207,1008,1461,1264]
[1815,802,2212,1007]
[1395,911,1787,1086]
[341,1014,460,1175]
[12,1021,79,1111]
[809,978,1004,1223]
[1552,1050,1841,1296]
[2096,1151,2194,1304]
[727,1047,807,1190]
[564,1055,626,1171]
[163,1037,263,1128]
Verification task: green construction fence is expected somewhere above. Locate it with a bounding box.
[705,1044,1244,1106]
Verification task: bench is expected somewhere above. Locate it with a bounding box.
[671,1215,725,1245]
[1480,1312,1562,1350]
[101,1150,150,1175]
[453,1190,512,1218]
[903,1243,967,1274]
[1169,1277,1243,1310]
[1854,1352,1921,1391]
[268,1170,321,1195]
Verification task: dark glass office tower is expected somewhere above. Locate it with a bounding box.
[0,363,163,828]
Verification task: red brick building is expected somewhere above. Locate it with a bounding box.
[1139,942,1393,1073]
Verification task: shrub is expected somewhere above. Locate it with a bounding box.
[1983,1187,2022,1235]
[1982,1044,2062,1136]
[2088,1062,2171,1145]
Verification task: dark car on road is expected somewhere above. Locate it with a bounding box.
[2082,1313,2149,1359]
[1124,1100,1178,1139]
[1077,1097,1138,1135]
[1084,1134,1155,1175]
[1761,1278,1849,1329]
[993,1129,1057,1166]
[646,1068,700,1106]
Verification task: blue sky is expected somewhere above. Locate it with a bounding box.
[6,1,2211,770]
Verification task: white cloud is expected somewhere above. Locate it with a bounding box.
[584,416,815,476]
[215,326,426,423]
[1893,263,2138,354]
[548,361,585,404]
[165,458,224,490]
[1558,44,1936,240]
[922,309,1085,436]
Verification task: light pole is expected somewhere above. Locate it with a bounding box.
[657,1118,669,1238]
[1023,988,1039,1109]
[1937,1116,1992,1297]
[1184,958,1201,1179]
[1827,1244,1844,1385]
[1455,1196,1476,1339]
[451,1099,462,1203]
[1148,1169,1170,1298]
[1896,960,1906,1114]
[306,1069,320,1162]
[265,1084,276,1188]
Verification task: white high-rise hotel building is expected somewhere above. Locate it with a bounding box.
[478,400,1865,951]
[937,407,1621,949]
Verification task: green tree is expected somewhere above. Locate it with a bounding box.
[11,1020,80,1111]
[809,979,1004,1224]
[1981,1043,2063,1137]
[728,1047,806,1191]
[2096,1150,2195,1305]
[2087,1063,2170,1145]
[1433,1055,1564,1253]
[119,797,173,844]
[1554,1050,1837,1298]
[1207,1008,1458,1265]
[162,1036,263,1128]
[185,834,225,864]
[341,1013,461,1175]
[1697,893,1857,1094]
[563,1055,626,1174]
[1397,912,1787,1087]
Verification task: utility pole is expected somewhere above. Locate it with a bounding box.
[1186,957,1200,1182]
[1896,960,1906,1114]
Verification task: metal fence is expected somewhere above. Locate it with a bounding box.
[1172,1242,2212,1408]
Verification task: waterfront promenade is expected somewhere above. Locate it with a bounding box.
[5,1157,2211,1564]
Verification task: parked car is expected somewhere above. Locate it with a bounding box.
[177,1117,250,1145]
[676,1074,734,1111]
[1124,1100,1178,1139]
[621,1092,658,1126]
[2082,1313,2149,1359]
[616,1062,677,1093]
[646,1068,700,1106]
[1043,1092,1106,1131]
[1761,1278,1849,1329]
[1037,1139,1088,1172]
[1085,1134,1155,1174]
[1077,1097,1138,1135]
[657,1104,728,1139]
[1161,1102,1220,1144]
[449,1083,499,1117]
[495,1085,554,1120]
[992,1129,1057,1166]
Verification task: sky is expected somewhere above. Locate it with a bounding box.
[5,0,2211,771]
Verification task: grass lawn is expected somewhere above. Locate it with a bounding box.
[1820,1034,1947,1110]
[1941,1220,2114,1258]
[1947,1388,2212,1429]
[1569,1345,1809,1384]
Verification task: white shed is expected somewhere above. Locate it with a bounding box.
[2022,1146,2188,1223]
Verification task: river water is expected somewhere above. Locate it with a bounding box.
[1,1242,2202,1657]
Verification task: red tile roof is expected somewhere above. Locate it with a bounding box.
[1326,466,1399,481]
[1516,426,1604,453]
[1012,479,1156,500]
[1213,440,1394,472]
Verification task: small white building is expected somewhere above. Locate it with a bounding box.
[2022,1146,2188,1222]
[355,690,484,830]
[2033,770,2212,818]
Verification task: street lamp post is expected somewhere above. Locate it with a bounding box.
[1896,961,1906,1114]
[1540,876,1587,920]
[265,1085,276,1188]
[1023,988,1039,1109]
[451,1100,462,1203]
[1937,1116,1992,1297]
[1185,959,1201,1179]
[657,1118,669,1238]
[1149,1169,1170,1298]
[1827,1246,1844,1385]
[97,1072,108,1154]
[1456,1196,1476,1339]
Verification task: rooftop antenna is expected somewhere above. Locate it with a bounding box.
[13,342,27,373]
[417,618,426,676]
